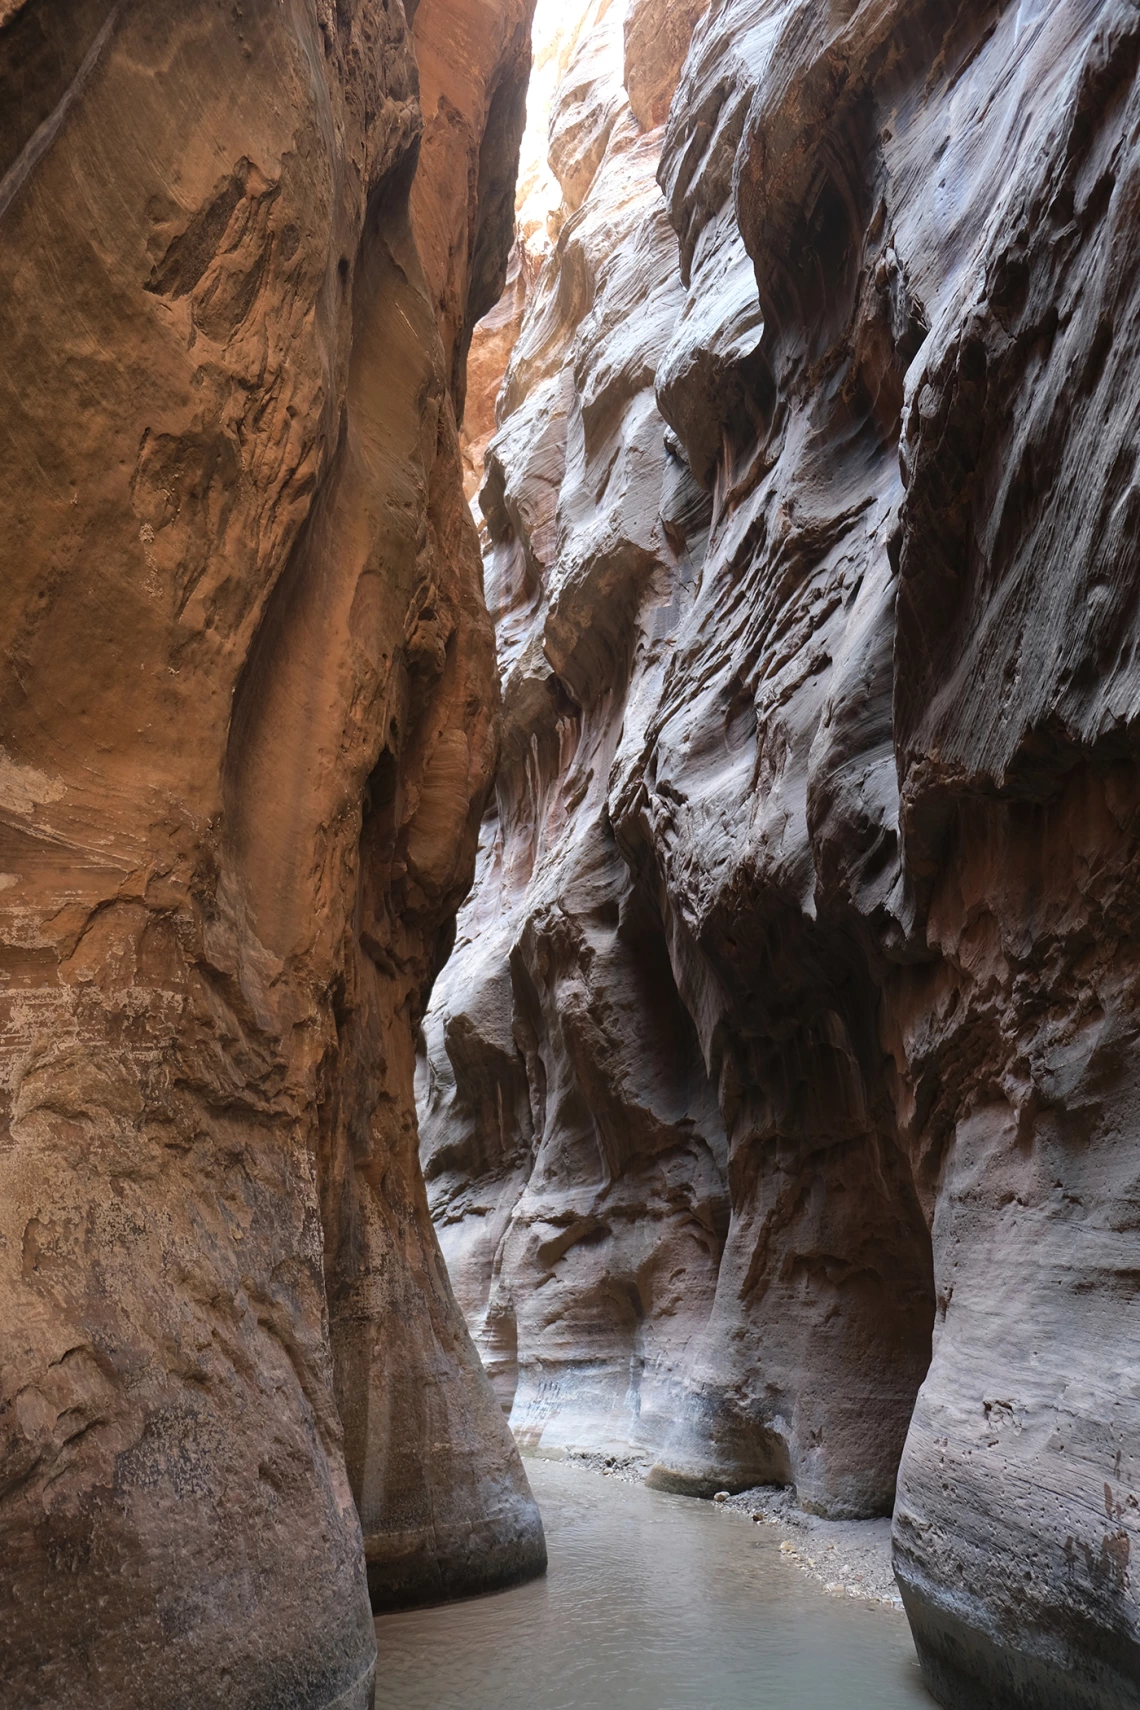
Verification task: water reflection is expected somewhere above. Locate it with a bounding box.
[375,1459,933,1709]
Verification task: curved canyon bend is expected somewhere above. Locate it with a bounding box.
[2,1,1140,1708]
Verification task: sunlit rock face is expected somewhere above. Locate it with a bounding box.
[422,1,1140,1705]
[0,1,543,1705]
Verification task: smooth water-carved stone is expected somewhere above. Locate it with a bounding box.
[423,2,1140,1704]
[0,0,543,1701]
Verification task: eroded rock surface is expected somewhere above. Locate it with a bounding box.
[422,0,731,1464]
[422,1,1140,1705]
[0,2,542,1705]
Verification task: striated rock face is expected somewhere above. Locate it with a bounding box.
[422,1,1140,1705]
[422,0,731,1463]
[0,2,542,1706]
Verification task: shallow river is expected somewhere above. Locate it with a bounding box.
[374,1459,933,1709]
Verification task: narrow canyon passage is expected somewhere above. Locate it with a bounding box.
[2,1,1140,1709]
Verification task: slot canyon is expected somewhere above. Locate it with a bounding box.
[2,1,1139,1708]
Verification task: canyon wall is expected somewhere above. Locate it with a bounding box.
[420,0,1140,1705]
[0,2,543,1707]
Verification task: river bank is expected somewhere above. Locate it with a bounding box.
[553,1451,900,1607]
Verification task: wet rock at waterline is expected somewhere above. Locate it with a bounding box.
[421,2,1140,1707]
[0,2,543,1705]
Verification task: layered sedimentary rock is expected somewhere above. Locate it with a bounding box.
[422,1,1140,1705]
[0,2,542,1706]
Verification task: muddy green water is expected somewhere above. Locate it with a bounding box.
[374,1459,933,1709]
